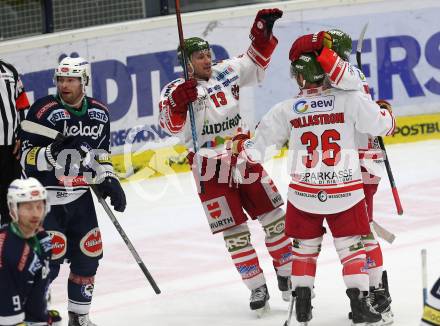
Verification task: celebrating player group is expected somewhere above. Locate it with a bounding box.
[1,4,423,326]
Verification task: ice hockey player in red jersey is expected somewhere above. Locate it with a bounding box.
[421,277,440,325]
[231,51,395,325]
[0,178,61,326]
[290,28,394,324]
[159,9,294,315]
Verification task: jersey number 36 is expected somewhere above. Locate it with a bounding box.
[300,129,341,168]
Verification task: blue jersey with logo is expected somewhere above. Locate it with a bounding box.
[20,95,114,205]
[0,225,52,325]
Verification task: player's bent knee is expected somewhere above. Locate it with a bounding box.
[70,261,99,277]
[334,236,366,263]
[223,224,251,253]
[258,207,286,238]
[292,237,322,257]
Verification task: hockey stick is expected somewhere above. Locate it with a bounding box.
[371,220,395,244]
[421,248,428,304]
[175,0,205,194]
[356,23,403,216]
[21,120,161,294]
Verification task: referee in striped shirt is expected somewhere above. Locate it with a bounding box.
[0,60,30,225]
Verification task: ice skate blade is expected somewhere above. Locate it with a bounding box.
[282,290,291,302]
[350,321,383,326]
[255,302,270,318]
[379,309,393,325]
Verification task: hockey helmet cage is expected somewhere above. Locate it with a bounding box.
[291,53,325,84]
[327,29,352,61]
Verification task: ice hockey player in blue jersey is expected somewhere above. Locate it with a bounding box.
[421,277,440,325]
[20,56,126,326]
[0,177,61,326]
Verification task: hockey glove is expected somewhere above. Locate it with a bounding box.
[230,132,250,156]
[376,99,392,114]
[95,175,126,212]
[45,136,92,169]
[36,230,52,260]
[169,79,198,115]
[289,31,333,62]
[250,8,283,43]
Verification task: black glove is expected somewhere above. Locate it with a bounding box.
[95,176,126,212]
[46,136,92,168]
[36,230,52,260]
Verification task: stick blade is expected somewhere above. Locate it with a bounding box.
[356,22,369,53]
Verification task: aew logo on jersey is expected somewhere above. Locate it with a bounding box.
[293,95,335,114]
[88,108,108,123]
[63,121,104,140]
[48,109,70,125]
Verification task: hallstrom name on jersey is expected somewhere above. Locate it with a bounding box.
[290,112,344,129]
[63,120,104,140]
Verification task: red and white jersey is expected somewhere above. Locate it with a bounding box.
[245,86,395,214]
[159,54,265,158]
[318,47,389,177]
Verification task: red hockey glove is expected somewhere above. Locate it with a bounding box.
[289,31,333,62]
[250,8,283,44]
[376,99,392,114]
[248,9,282,69]
[169,79,198,114]
[230,132,250,156]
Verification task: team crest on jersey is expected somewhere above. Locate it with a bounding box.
[293,95,335,114]
[48,231,67,260]
[80,228,103,257]
[231,84,239,100]
[317,190,328,202]
[47,109,71,125]
[203,196,236,233]
[88,108,108,123]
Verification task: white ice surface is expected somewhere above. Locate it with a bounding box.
[50,140,440,326]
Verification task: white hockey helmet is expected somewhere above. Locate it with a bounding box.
[7,178,49,222]
[54,56,90,92]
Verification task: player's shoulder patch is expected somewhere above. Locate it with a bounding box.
[89,98,109,112]
[32,96,59,120]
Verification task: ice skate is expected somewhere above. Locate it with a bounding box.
[277,274,292,302]
[294,287,312,325]
[370,271,393,325]
[346,288,383,325]
[250,284,270,317]
[68,312,97,326]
